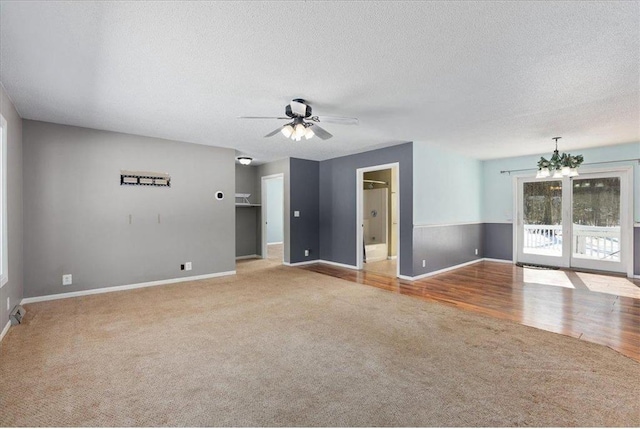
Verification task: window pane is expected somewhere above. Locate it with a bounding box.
[572,178,621,261]
[523,181,562,256]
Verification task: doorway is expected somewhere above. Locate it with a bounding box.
[515,167,633,276]
[261,174,284,263]
[356,163,400,278]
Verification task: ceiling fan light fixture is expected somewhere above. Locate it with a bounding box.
[294,123,306,140]
[237,156,253,165]
[281,124,294,138]
[304,126,314,139]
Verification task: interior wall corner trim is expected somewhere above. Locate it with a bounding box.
[283,260,320,267]
[236,254,259,260]
[0,320,11,343]
[20,271,237,304]
[318,260,359,270]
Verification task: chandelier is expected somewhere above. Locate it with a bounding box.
[536,137,584,179]
[280,117,314,141]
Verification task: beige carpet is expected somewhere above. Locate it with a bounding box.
[1,258,639,427]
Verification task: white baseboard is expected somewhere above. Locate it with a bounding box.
[403,258,514,281]
[21,271,237,305]
[267,242,283,245]
[0,320,10,343]
[388,256,398,260]
[483,258,513,264]
[236,254,259,260]
[398,275,413,281]
[318,260,359,270]
[284,260,319,267]
[633,274,640,279]
[410,258,483,281]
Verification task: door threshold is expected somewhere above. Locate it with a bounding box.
[517,262,628,278]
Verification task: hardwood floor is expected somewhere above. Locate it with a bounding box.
[301,261,640,361]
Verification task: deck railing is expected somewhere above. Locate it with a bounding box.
[523,224,563,254]
[572,225,620,260]
[523,224,620,260]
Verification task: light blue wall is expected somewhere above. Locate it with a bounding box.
[413,142,483,225]
[266,176,284,243]
[482,142,640,223]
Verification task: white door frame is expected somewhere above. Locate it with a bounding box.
[356,162,400,278]
[514,175,571,268]
[513,165,634,277]
[261,173,284,261]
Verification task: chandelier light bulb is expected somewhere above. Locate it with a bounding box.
[536,168,550,179]
[281,125,294,138]
[305,127,314,139]
[294,123,306,139]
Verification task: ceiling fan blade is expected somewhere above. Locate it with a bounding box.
[238,116,289,120]
[309,115,359,125]
[264,126,283,138]
[310,124,333,140]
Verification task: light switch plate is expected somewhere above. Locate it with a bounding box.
[62,274,72,286]
[294,211,300,217]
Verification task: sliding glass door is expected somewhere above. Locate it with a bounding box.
[516,168,631,274]
[570,172,626,273]
[517,178,570,267]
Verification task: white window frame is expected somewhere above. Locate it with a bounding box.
[0,115,7,288]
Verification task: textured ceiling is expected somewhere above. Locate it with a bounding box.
[1,1,638,163]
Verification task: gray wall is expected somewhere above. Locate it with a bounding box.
[413,224,483,275]
[235,164,258,203]
[319,143,413,276]
[0,84,23,328]
[255,159,290,263]
[483,223,513,261]
[23,120,236,298]
[235,164,260,257]
[290,158,319,264]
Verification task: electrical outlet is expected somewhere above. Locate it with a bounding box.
[185,262,192,271]
[6,297,9,311]
[304,250,309,257]
[422,260,426,268]
[294,211,300,217]
[475,248,478,255]
[62,274,72,286]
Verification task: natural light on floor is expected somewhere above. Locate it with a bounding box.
[523,268,574,289]
[576,272,640,299]
[522,267,640,299]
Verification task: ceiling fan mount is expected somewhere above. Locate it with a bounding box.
[239,99,358,141]
[285,99,312,119]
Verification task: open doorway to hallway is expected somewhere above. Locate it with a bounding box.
[261,174,284,264]
[357,164,400,277]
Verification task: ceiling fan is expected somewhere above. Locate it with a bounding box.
[239,99,358,141]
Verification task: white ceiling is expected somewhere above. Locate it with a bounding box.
[1,1,638,163]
